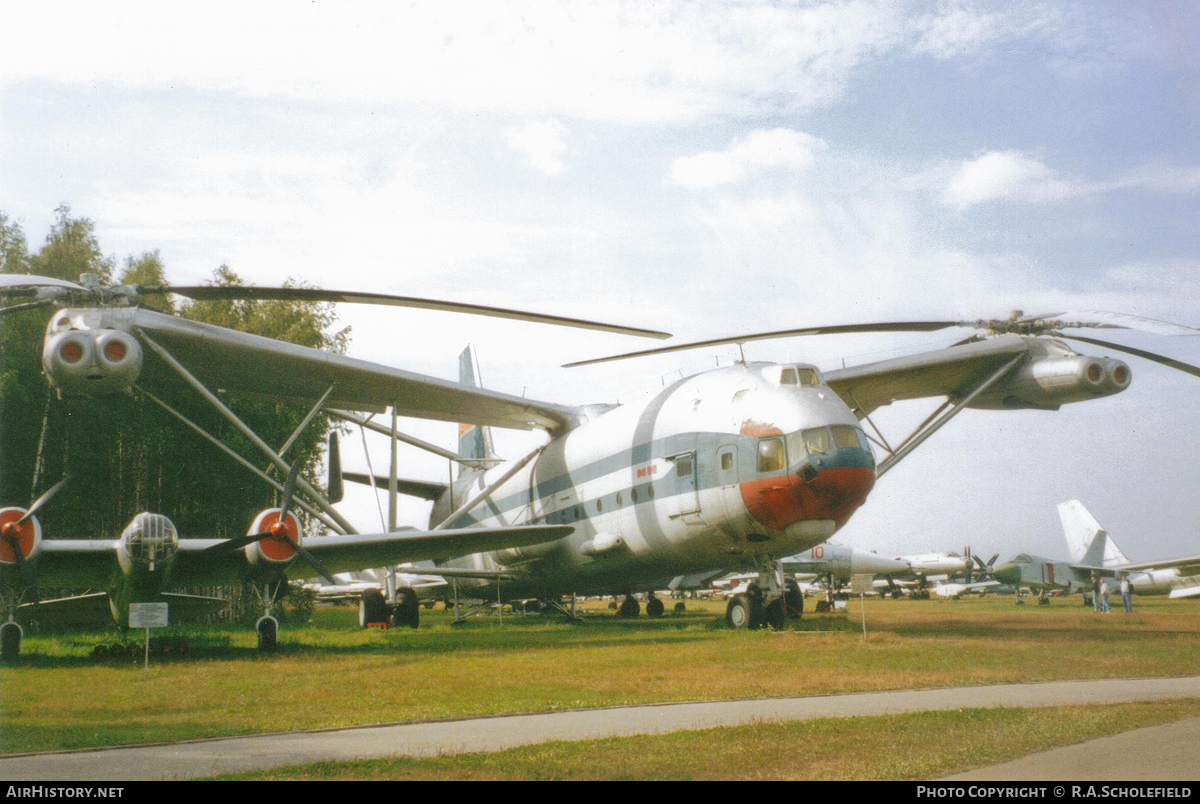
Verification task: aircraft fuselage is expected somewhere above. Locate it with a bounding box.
[432,362,877,598]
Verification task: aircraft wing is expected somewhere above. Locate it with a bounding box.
[125,307,579,431]
[170,524,572,584]
[24,540,120,588]
[824,336,1030,416]
[1102,555,1200,576]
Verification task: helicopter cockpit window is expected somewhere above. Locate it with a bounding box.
[803,427,831,455]
[1014,554,1032,564]
[780,368,798,385]
[831,425,861,450]
[757,437,785,473]
[779,367,820,386]
[797,368,819,386]
[785,431,807,462]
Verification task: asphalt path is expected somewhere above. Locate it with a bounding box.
[4,676,1200,781]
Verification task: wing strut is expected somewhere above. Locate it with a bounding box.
[434,443,546,531]
[137,330,356,534]
[328,409,498,469]
[875,354,1023,478]
[137,386,346,534]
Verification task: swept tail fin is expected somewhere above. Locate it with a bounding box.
[1058,500,1130,567]
[458,345,497,476]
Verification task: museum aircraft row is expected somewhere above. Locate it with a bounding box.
[2,271,1200,655]
[992,500,1200,602]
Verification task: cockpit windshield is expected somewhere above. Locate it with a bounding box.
[759,424,873,474]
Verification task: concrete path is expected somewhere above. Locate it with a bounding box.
[4,676,1200,781]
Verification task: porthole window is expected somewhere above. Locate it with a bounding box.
[721,452,734,471]
[631,488,638,503]
[617,492,623,506]
[647,484,655,499]
[596,499,603,513]
[675,456,693,477]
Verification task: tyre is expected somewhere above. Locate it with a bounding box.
[725,594,756,629]
[391,588,420,629]
[646,598,664,618]
[765,598,786,630]
[618,596,640,618]
[359,589,386,627]
[256,616,278,652]
[784,581,804,620]
[674,601,686,613]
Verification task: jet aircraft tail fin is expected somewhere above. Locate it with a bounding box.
[1058,500,1130,567]
[457,344,498,477]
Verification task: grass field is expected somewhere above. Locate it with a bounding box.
[3,595,1199,756]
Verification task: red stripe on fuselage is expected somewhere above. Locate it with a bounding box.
[740,467,875,531]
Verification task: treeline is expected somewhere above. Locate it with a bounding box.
[0,205,348,539]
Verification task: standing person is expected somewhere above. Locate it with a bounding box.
[1092,574,1102,612]
[1099,578,1111,613]
[1120,574,1133,613]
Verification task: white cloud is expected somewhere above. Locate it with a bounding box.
[942,150,1079,208]
[669,128,825,188]
[505,119,569,175]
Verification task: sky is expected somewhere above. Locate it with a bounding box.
[2,1,1199,563]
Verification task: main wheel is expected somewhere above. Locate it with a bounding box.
[0,622,22,662]
[646,597,665,618]
[359,589,386,627]
[391,588,420,629]
[764,598,786,630]
[784,580,804,620]
[618,596,640,618]
[726,593,764,629]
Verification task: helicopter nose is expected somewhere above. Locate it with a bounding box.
[741,449,876,532]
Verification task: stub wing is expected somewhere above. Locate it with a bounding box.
[825,336,1030,416]
[125,307,580,431]
[172,524,572,582]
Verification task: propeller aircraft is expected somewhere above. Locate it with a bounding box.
[3,272,1200,642]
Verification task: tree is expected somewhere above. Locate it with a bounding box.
[1,208,347,540]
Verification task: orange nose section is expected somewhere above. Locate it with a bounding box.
[741,466,876,532]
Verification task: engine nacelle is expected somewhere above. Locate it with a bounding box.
[0,507,43,567]
[42,322,142,397]
[244,508,301,569]
[970,354,1131,410]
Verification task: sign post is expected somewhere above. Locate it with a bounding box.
[849,574,872,639]
[129,602,169,674]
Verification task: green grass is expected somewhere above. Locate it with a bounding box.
[3,596,1199,755]
[210,699,1200,780]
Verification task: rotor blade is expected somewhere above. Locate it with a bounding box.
[1058,334,1200,379]
[1055,311,1200,336]
[0,274,88,294]
[17,477,71,525]
[142,285,671,340]
[563,321,963,368]
[283,535,338,586]
[0,300,55,317]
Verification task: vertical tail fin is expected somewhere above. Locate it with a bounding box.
[1057,500,1130,567]
[457,344,497,477]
